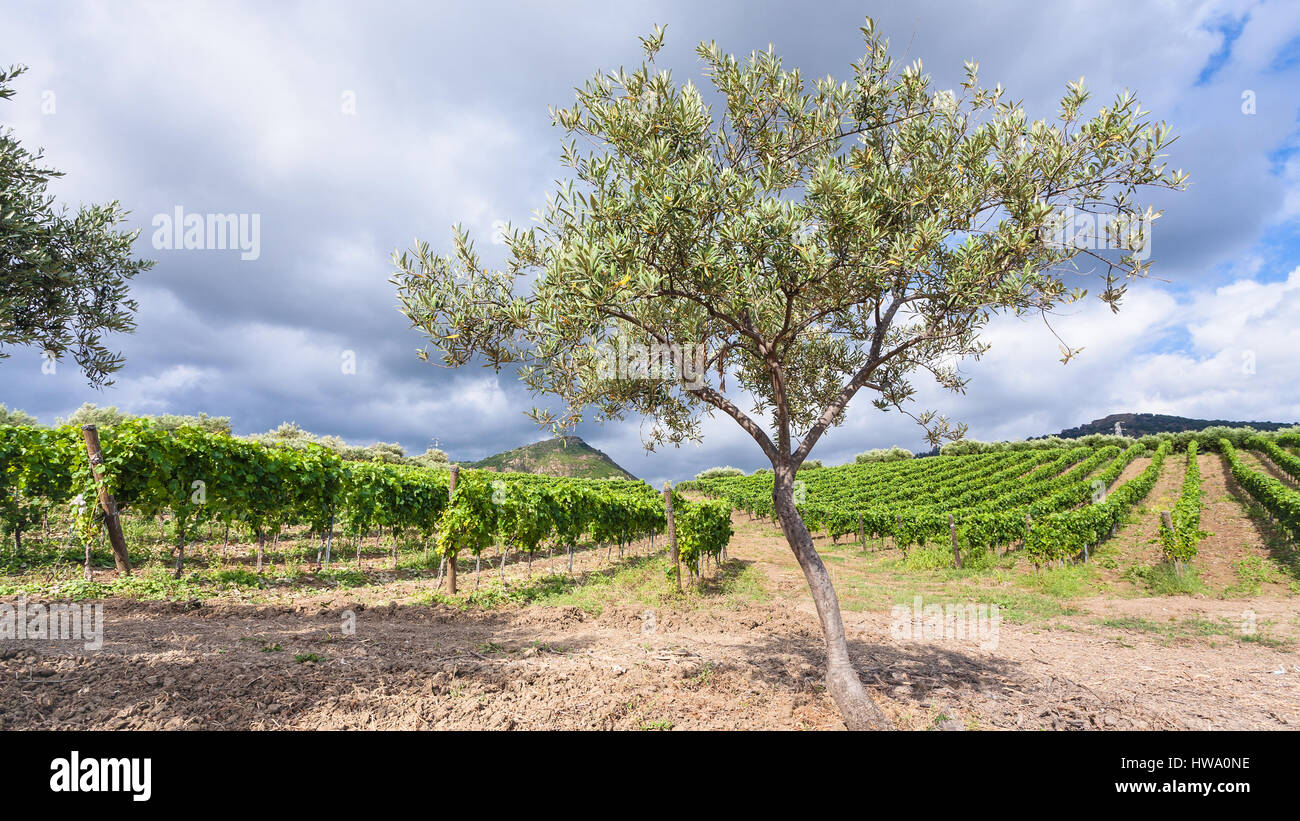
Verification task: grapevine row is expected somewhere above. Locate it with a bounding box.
[1158,441,1204,564]
[1220,438,1300,541]
[0,422,732,577]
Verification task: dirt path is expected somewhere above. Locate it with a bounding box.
[1108,454,1152,491]
[1239,449,1300,493]
[1198,452,1296,593]
[1090,455,1178,590]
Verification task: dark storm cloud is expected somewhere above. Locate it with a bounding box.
[2,0,1298,487]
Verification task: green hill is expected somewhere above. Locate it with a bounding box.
[463,435,637,480]
[1049,412,1298,439]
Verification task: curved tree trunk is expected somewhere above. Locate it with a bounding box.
[773,466,891,730]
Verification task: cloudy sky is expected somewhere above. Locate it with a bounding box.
[2,0,1298,486]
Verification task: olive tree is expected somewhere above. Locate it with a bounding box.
[1,65,153,387]
[392,20,1184,729]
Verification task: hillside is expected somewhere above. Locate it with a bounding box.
[463,435,637,480]
[1049,412,1298,439]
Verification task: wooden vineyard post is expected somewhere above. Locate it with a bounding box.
[949,514,963,569]
[446,464,459,594]
[664,483,681,592]
[174,517,186,579]
[323,512,334,570]
[1023,514,1032,552]
[80,425,131,575]
[858,513,865,552]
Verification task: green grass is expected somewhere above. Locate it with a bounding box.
[1239,632,1293,649]
[314,567,369,589]
[1225,556,1285,597]
[637,719,674,731]
[820,536,1099,623]
[1098,615,1236,644]
[0,567,208,601]
[1018,564,1096,598]
[1121,562,1205,596]
[1099,613,1294,648]
[418,554,767,615]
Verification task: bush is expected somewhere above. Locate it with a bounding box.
[366,441,407,463]
[855,446,914,463]
[1198,426,1258,450]
[1076,433,1135,450]
[57,402,130,428]
[940,439,988,456]
[411,447,450,467]
[0,404,39,427]
[695,465,745,480]
[151,412,232,435]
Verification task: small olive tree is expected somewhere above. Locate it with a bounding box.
[1,65,153,386]
[392,20,1184,729]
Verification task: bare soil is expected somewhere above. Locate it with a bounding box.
[1,590,1295,731]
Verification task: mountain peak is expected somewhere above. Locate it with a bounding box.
[463,435,637,480]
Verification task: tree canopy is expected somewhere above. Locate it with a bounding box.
[393,20,1184,469]
[1,64,153,387]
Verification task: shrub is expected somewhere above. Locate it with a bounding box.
[695,465,745,480]
[940,439,988,456]
[855,446,914,463]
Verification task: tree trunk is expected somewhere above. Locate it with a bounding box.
[663,483,681,592]
[772,465,891,730]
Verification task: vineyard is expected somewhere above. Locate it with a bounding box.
[0,421,733,595]
[688,429,1300,572]
[5,422,1300,600]
[3,420,1300,732]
